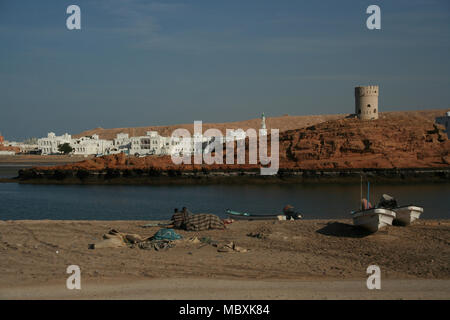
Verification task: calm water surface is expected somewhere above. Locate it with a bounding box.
[0,163,57,179]
[0,181,448,220]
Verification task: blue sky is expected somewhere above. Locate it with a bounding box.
[1,0,449,140]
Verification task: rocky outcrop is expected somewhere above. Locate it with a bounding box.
[276,118,449,170]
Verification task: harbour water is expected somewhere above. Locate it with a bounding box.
[0,179,449,220]
[0,163,57,179]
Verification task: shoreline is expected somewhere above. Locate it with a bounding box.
[13,167,450,184]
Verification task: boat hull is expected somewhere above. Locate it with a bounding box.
[227,213,282,221]
[351,208,396,233]
[393,206,423,225]
[226,210,283,221]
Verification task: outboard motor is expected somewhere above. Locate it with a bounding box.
[377,194,398,209]
[283,205,302,220]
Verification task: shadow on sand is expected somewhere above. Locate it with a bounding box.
[316,222,373,238]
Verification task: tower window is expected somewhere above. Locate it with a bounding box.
[374,108,377,113]
[367,104,371,108]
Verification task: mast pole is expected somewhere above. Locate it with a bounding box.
[360,175,363,210]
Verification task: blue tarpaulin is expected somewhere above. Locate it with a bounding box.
[152,228,182,241]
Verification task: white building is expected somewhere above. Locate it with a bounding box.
[0,141,38,154]
[18,144,39,153]
[167,135,200,156]
[38,132,113,156]
[129,131,158,156]
[114,133,131,147]
[38,132,72,155]
[436,111,450,138]
[223,129,247,143]
[128,131,195,156]
[112,133,131,155]
[72,134,113,156]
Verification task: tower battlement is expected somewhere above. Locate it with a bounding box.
[355,85,379,97]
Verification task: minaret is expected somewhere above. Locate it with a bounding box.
[260,113,267,136]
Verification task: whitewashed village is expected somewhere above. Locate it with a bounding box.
[36,130,224,157]
[36,129,245,157]
[0,114,268,157]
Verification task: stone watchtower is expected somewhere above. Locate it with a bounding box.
[355,85,379,120]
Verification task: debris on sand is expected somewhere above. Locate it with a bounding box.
[89,228,181,251]
[136,240,175,251]
[217,241,248,253]
[247,226,272,239]
[199,237,219,246]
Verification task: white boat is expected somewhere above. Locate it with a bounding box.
[392,205,423,225]
[351,208,396,233]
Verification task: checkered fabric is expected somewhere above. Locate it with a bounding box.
[184,214,225,231]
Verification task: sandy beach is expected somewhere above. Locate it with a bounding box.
[0,219,448,299]
[3,278,449,300]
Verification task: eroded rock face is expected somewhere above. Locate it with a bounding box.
[30,115,450,173]
[277,117,449,169]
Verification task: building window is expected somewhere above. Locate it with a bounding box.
[367,104,371,108]
[374,108,377,113]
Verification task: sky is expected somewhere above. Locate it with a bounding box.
[1,0,449,140]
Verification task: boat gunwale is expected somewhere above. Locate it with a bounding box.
[351,208,396,218]
[226,210,281,218]
[393,205,424,212]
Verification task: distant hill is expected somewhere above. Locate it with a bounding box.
[74,109,449,140]
[74,114,346,140]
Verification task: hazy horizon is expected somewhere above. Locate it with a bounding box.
[1,0,450,140]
